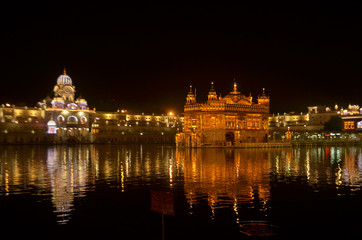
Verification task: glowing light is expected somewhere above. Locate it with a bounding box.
[169,112,173,116]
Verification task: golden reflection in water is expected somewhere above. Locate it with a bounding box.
[176,148,272,220]
[176,147,362,222]
[341,148,362,188]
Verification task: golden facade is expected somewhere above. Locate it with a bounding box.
[176,82,270,147]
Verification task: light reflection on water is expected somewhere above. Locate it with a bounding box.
[1,145,362,237]
[270,147,362,191]
[178,149,272,223]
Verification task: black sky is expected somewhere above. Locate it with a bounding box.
[2,3,362,114]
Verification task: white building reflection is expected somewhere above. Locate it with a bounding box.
[46,146,93,224]
[0,145,179,225]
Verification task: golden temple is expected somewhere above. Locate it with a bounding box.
[176,81,270,147]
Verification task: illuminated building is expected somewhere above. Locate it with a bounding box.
[0,70,183,143]
[270,104,362,141]
[341,104,362,133]
[92,111,183,143]
[36,68,94,142]
[269,106,339,140]
[176,81,270,147]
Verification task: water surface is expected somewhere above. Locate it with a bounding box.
[1,145,362,239]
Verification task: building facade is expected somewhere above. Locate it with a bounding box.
[176,82,270,147]
[0,70,183,144]
[268,105,339,140]
[341,105,362,134]
[269,104,362,141]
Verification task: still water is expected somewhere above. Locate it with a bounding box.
[1,144,362,239]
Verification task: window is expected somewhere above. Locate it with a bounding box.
[67,116,78,123]
[357,121,362,129]
[80,116,87,124]
[57,115,65,123]
[344,121,355,130]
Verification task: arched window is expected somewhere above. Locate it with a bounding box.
[80,116,87,124]
[67,116,78,124]
[57,115,65,123]
[357,121,362,129]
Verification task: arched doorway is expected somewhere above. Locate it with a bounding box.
[225,132,235,146]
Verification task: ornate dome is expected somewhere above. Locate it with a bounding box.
[47,120,56,126]
[57,68,72,85]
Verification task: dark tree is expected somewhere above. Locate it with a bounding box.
[324,116,343,132]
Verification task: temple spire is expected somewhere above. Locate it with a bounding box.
[186,85,196,104]
[257,87,270,106]
[231,78,240,94]
[233,78,238,92]
[208,81,217,101]
[63,67,67,75]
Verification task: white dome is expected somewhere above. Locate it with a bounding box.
[47,120,56,126]
[57,74,72,85]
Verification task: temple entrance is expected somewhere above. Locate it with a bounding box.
[225,132,235,146]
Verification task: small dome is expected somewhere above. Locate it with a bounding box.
[47,120,56,126]
[57,68,72,85]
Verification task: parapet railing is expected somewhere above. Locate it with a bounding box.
[184,102,269,113]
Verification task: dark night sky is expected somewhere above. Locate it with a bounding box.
[2,3,362,114]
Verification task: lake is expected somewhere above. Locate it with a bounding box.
[1,144,362,239]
